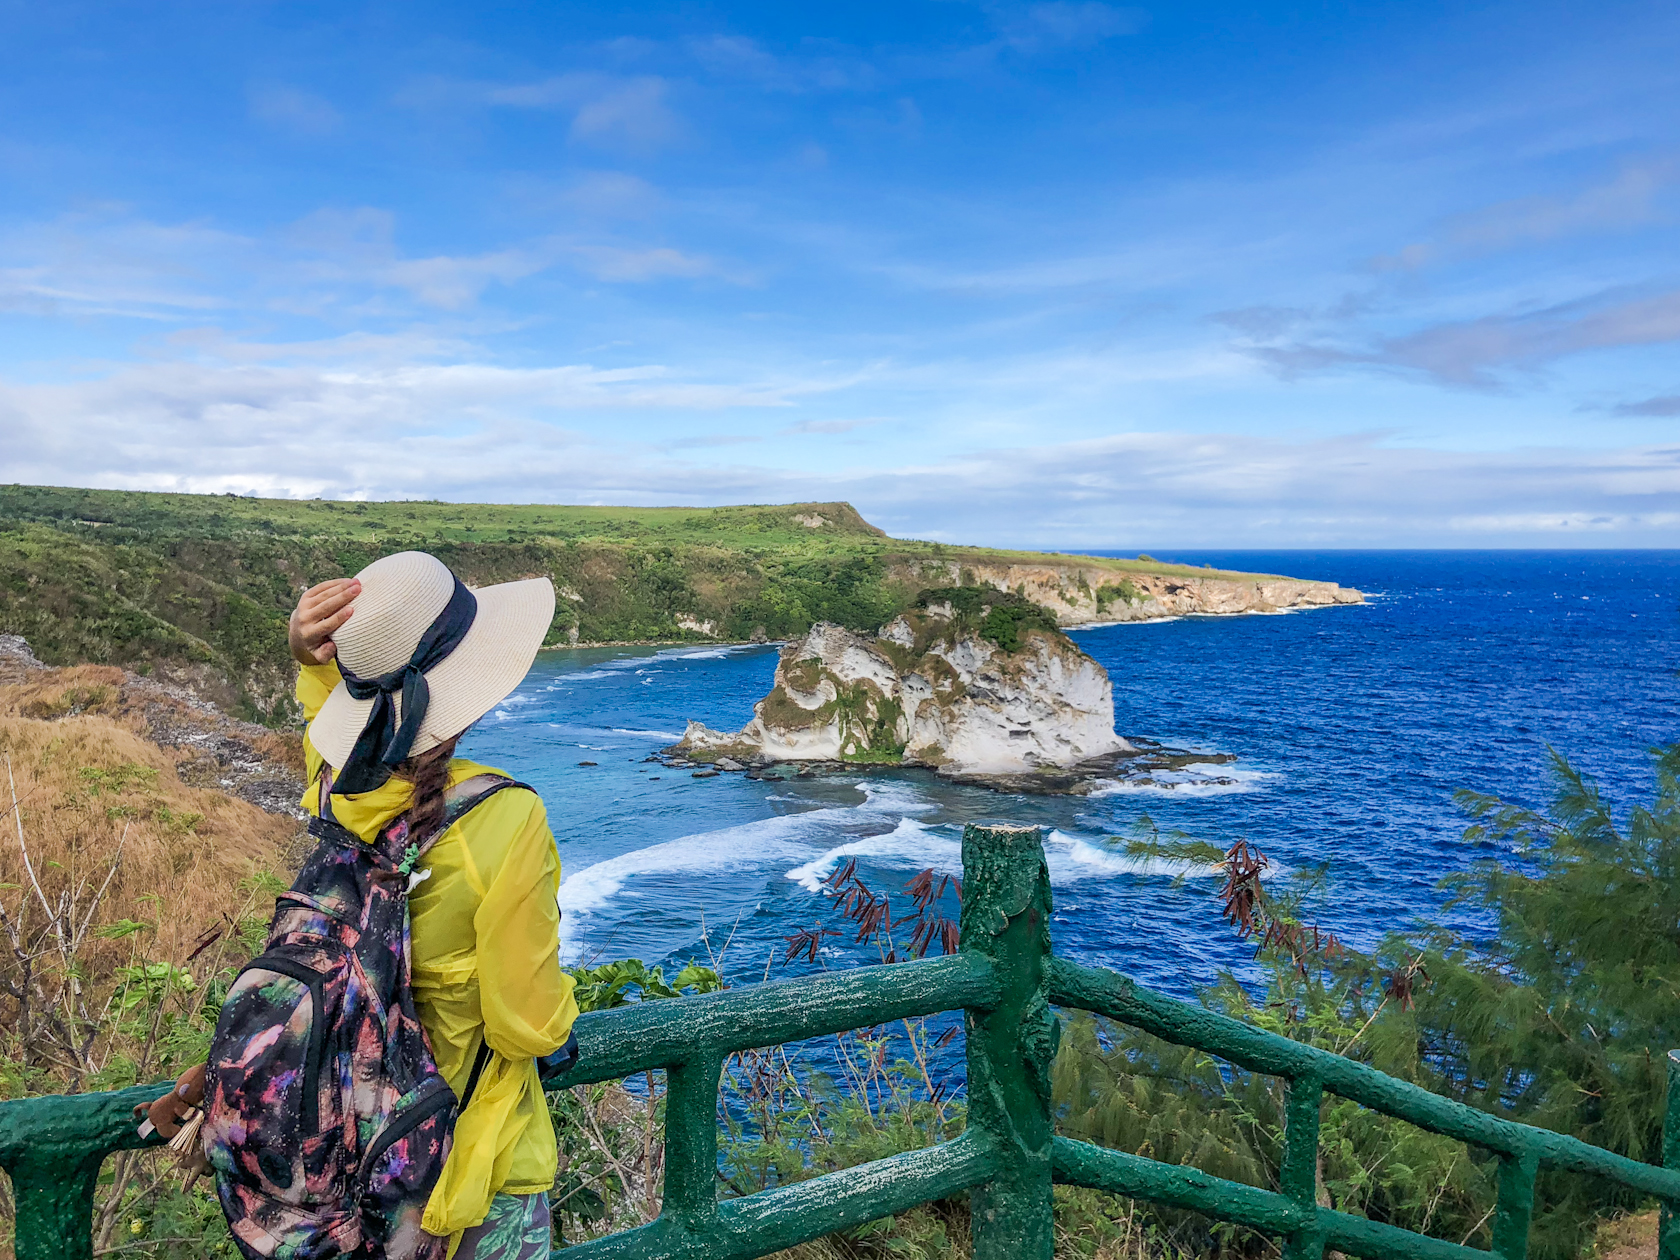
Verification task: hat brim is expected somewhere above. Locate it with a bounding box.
[307,577,556,773]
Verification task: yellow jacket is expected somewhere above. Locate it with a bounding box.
[296,664,578,1250]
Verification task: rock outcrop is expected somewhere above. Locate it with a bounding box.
[887,559,1363,626]
[673,588,1130,788]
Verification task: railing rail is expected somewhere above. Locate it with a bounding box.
[2,823,1678,1260]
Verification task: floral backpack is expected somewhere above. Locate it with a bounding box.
[203,770,530,1259]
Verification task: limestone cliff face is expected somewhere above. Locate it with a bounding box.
[887,559,1362,626]
[677,593,1128,777]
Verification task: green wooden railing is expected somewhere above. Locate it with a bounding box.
[4,823,1680,1260]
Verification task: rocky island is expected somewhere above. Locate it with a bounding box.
[669,587,1233,794]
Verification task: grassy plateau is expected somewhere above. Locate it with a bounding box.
[0,484,1282,723]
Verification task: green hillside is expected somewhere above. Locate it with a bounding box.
[0,484,1275,723]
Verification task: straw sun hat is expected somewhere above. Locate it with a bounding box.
[307,551,555,783]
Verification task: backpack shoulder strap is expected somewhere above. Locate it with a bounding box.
[317,764,336,821]
[307,765,362,848]
[410,774,537,860]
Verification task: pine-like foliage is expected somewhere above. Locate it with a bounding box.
[1052,834,1492,1257]
[1052,738,1680,1260]
[1398,739,1680,1254]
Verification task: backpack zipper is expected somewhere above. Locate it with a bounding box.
[356,1085,456,1186]
[235,954,327,1136]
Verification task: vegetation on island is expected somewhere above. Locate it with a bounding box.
[912,586,1066,653]
[0,483,1287,724]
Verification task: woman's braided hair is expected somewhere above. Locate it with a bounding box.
[394,735,461,841]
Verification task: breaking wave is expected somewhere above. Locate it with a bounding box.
[1091,765,1275,798]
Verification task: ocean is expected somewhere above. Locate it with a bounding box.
[460,551,1679,1004]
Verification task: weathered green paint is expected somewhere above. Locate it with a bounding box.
[661,1054,724,1224]
[563,1132,1000,1260]
[1281,1076,1326,1260]
[0,1081,169,1260]
[550,951,1000,1088]
[1052,1137,1497,1260]
[2,827,1677,1260]
[1491,1147,1539,1260]
[961,823,1056,1260]
[1047,955,1680,1201]
[1662,1050,1680,1260]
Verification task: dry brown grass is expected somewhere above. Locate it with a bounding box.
[1594,1211,1658,1260]
[0,664,305,774]
[0,681,299,1095]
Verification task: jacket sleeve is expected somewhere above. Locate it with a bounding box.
[473,795,578,1058]
[295,663,342,805]
[296,661,342,723]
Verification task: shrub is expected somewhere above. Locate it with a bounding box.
[913,586,1064,653]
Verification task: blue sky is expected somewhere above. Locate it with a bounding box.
[2,0,1677,546]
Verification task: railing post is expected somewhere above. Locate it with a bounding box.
[1662,1050,1680,1260]
[1491,1145,1539,1260]
[1280,1076,1325,1260]
[660,1053,724,1228]
[962,823,1055,1260]
[8,1149,107,1260]
[0,1083,168,1260]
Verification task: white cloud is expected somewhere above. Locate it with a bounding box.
[0,204,737,334]
[1611,394,1680,417]
[1252,286,1680,389]
[248,85,342,137]
[568,244,721,283]
[782,418,884,435]
[997,3,1148,49]
[1374,155,1679,269]
[377,249,552,309]
[553,171,662,220]
[830,431,1680,545]
[280,206,557,308]
[1447,511,1680,532]
[3,356,1677,546]
[0,213,248,318]
[450,73,682,150]
[687,36,878,93]
[669,433,762,448]
[569,77,679,150]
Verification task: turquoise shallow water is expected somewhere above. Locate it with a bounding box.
[459,550,1679,1003]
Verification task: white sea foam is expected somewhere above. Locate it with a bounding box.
[611,728,684,740]
[1071,616,1184,630]
[557,776,943,947]
[557,811,848,958]
[784,817,963,891]
[784,822,1233,897]
[854,780,939,813]
[1044,830,1223,880]
[1090,765,1275,798]
[550,657,651,686]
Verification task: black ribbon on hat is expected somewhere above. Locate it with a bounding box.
[333,576,478,794]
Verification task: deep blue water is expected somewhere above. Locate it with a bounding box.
[460,551,1679,1004]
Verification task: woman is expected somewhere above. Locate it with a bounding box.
[288,551,577,1258]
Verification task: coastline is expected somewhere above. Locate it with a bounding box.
[543,586,1365,652]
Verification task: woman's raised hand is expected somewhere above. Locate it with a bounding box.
[288,578,362,666]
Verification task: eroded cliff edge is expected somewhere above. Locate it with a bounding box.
[887,557,1363,626]
[671,588,1226,794]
